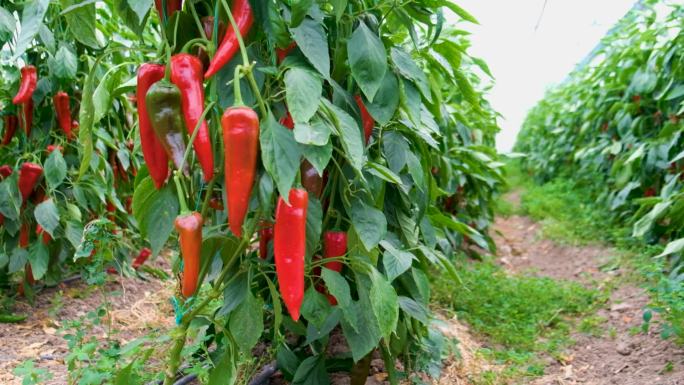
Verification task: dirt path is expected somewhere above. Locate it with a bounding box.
[493,193,684,385]
[0,261,174,385]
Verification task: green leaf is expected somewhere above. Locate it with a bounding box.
[294,119,331,146]
[291,18,330,78]
[0,175,21,221]
[93,64,128,123]
[292,356,329,385]
[207,341,237,385]
[38,24,55,53]
[289,0,314,28]
[321,99,364,172]
[132,177,179,255]
[0,7,14,46]
[340,295,382,362]
[60,0,100,49]
[380,241,414,282]
[391,48,431,102]
[9,248,28,274]
[285,67,323,124]
[321,267,357,331]
[350,198,387,251]
[436,0,478,23]
[260,112,302,198]
[45,150,67,190]
[348,21,387,101]
[218,272,249,316]
[306,198,322,259]
[369,268,399,339]
[115,0,152,35]
[51,45,78,80]
[229,292,264,353]
[364,71,400,125]
[302,141,332,175]
[656,238,684,258]
[27,243,49,280]
[34,199,60,238]
[14,0,50,59]
[398,296,429,325]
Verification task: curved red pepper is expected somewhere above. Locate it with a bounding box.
[19,100,33,136]
[204,0,253,79]
[171,54,214,181]
[18,163,43,202]
[258,220,273,260]
[132,247,152,269]
[53,91,73,140]
[13,66,37,105]
[355,95,374,144]
[154,0,182,20]
[2,115,18,145]
[274,188,308,321]
[221,106,259,237]
[175,212,203,297]
[137,64,170,189]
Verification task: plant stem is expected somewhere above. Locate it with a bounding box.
[163,323,189,385]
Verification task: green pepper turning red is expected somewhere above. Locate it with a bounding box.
[274,188,308,321]
[222,106,259,237]
[204,0,254,79]
[301,160,324,199]
[171,54,214,181]
[53,91,73,140]
[13,66,37,105]
[175,212,203,298]
[145,81,189,174]
[137,64,170,189]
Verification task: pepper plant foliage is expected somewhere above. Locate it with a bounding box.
[516,1,683,256]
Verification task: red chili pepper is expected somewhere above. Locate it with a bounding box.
[204,0,253,79]
[258,220,274,260]
[125,196,133,214]
[198,16,226,71]
[280,111,294,130]
[19,99,33,136]
[355,95,374,144]
[2,115,18,145]
[0,165,11,178]
[18,163,43,202]
[36,224,51,244]
[276,42,297,64]
[137,64,170,189]
[106,200,116,222]
[175,212,203,297]
[19,222,30,248]
[53,91,73,140]
[317,231,347,305]
[132,247,152,269]
[12,66,37,105]
[222,106,259,237]
[171,54,214,182]
[274,188,308,321]
[301,160,324,199]
[110,151,119,188]
[47,144,64,154]
[154,0,182,19]
[208,197,224,211]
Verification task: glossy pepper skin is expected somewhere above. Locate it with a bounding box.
[18,163,43,202]
[53,91,73,140]
[354,95,374,144]
[145,81,189,174]
[154,0,182,20]
[137,64,170,189]
[132,247,152,269]
[19,100,33,136]
[301,160,323,199]
[274,188,308,321]
[171,54,214,181]
[204,0,254,79]
[222,106,259,237]
[175,212,203,297]
[259,220,274,259]
[2,115,18,145]
[319,231,347,305]
[13,66,37,105]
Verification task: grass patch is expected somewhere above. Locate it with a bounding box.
[433,260,603,381]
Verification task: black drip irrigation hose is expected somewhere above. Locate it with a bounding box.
[248,361,277,385]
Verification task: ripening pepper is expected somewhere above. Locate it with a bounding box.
[13,66,37,105]
[19,100,33,136]
[316,231,347,305]
[274,188,308,321]
[2,115,18,145]
[355,95,374,144]
[18,163,43,202]
[145,81,189,174]
[154,0,182,20]
[53,91,73,140]
[175,212,203,297]
[137,64,170,189]
[171,54,214,181]
[301,160,324,199]
[259,220,274,260]
[222,106,259,237]
[204,0,253,79]
[132,247,152,269]
[276,42,297,64]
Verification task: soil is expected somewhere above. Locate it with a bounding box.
[493,192,684,385]
[0,258,175,385]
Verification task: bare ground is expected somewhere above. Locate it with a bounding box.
[493,193,684,385]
